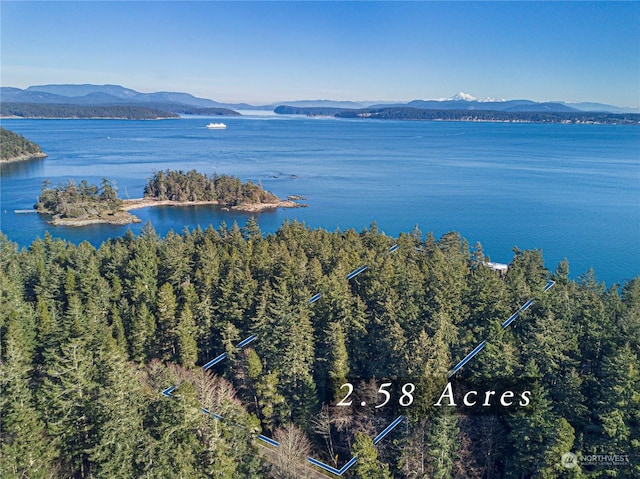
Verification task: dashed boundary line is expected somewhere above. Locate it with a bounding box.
[161,242,555,476]
[448,280,555,378]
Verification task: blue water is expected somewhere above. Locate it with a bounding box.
[1,116,638,286]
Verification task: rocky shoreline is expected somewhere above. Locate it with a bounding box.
[122,197,306,213]
[47,211,142,226]
[1,152,48,164]
[40,197,306,227]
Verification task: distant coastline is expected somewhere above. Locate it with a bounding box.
[274,105,640,125]
[0,103,180,120]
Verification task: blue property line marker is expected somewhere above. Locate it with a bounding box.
[373,415,405,445]
[308,455,359,476]
[305,416,404,476]
[346,265,368,280]
[161,246,549,477]
[161,385,177,397]
[448,280,555,378]
[163,328,402,476]
[200,334,257,370]
[162,335,258,399]
[258,434,280,447]
[309,293,322,304]
[201,407,223,420]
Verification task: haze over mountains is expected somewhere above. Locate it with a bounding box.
[1,84,254,111]
[2,84,637,114]
[369,92,638,114]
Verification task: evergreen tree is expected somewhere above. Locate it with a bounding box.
[177,305,198,367]
[129,302,156,363]
[154,282,179,361]
[40,338,97,478]
[0,317,56,479]
[505,361,576,479]
[351,432,392,479]
[87,332,147,478]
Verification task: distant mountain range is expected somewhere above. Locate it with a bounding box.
[364,92,639,114]
[0,84,253,112]
[1,84,637,115]
[275,92,639,114]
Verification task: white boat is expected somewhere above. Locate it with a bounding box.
[206,122,226,129]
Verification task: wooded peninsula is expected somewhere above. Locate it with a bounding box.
[0,127,47,162]
[34,170,303,225]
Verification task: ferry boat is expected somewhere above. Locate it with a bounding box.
[206,122,227,129]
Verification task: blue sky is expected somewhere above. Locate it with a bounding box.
[2,1,638,106]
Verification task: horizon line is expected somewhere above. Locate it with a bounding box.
[3,83,639,110]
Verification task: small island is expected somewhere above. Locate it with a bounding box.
[34,170,305,226]
[1,127,48,163]
[35,178,140,226]
[132,169,304,212]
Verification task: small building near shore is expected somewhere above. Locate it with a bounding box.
[483,261,509,276]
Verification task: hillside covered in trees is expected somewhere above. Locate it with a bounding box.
[274,106,640,125]
[1,221,638,478]
[1,102,179,119]
[0,127,47,162]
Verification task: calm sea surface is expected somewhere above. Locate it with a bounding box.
[1,116,638,286]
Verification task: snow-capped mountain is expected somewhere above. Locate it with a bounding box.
[443,92,477,101]
[436,92,504,103]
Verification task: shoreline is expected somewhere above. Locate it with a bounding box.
[47,211,142,227]
[122,197,306,213]
[1,152,47,164]
[0,116,175,120]
[39,197,306,227]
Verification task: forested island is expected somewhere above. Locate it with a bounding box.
[0,223,638,478]
[0,127,47,162]
[274,105,640,125]
[125,169,303,213]
[34,170,303,225]
[168,106,241,116]
[34,178,140,226]
[1,102,180,119]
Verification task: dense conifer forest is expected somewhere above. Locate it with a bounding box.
[1,221,638,478]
